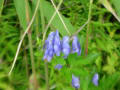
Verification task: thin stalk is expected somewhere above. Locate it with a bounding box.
[85,0,93,56]
[25,0,38,89]
[8,0,40,76]
[28,33,38,89]
[39,0,49,89]
[70,20,88,40]
[42,0,63,43]
[44,61,49,90]
[50,0,71,36]
[20,29,29,80]
[35,12,39,37]
[23,42,29,80]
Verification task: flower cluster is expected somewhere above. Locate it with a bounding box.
[43,30,99,89]
[43,30,81,62]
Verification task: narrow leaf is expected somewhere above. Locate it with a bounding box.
[0,0,4,17]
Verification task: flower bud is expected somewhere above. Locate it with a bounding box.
[54,30,61,56]
[61,36,71,58]
[92,73,99,86]
[55,64,62,70]
[72,36,81,55]
[72,74,80,89]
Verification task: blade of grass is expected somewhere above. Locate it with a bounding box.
[100,0,120,23]
[85,0,93,56]
[25,0,39,89]
[8,0,40,76]
[35,0,75,36]
[50,0,71,36]
[0,0,4,17]
[42,0,63,43]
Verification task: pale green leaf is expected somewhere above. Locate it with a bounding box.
[0,0,4,17]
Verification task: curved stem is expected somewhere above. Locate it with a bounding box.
[39,0,50,89]
[42,0,63,43]
[85,0,93,56]
[50,0,71,36]
[8,0,40,76]
[25,0,39,89]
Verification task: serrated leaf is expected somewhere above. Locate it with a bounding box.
[68,53,99,66]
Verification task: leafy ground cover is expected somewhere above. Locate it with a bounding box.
[0,0,120,90]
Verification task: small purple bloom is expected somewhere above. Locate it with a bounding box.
[92,73,99,86]
[54,30,61,56]
[55,64,62,70]
[72,36,81,55]
[43,32,55,62]
[72,74,80,89]
[61,36,71,58]
[46,32,55,47]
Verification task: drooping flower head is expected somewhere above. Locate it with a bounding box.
[92,73,99,86]
[43,32,55,62]
[54,30,61,56]
[61,36,71,59]
[72,74,80,89]
[54,64,62,70]
[72,36,81,55]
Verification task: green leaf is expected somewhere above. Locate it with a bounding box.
[13,0,30,30]
[100,72,120,90]
[100,0,120,23]
[95,38,106,51]
[68,53,99,66]
[111,0,120,17]
[42,0,75,36]
[33,0,75,36]
[0,0,4,17]
[54,56,66,65]
[70,67,89,76]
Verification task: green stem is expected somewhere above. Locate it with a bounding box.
[28,33,38,89]
[44,61,49,90]
[39,0,49,90]
[21,29,29,80]
[42,0,63,43]
[39,1,50,90]
[35,12,39,37]
[85,0,93,56]
[25,0,38,89]
[23,42,29,80]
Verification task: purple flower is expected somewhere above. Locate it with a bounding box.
[53,30,61,56]
[61,36,71,58]
[92,73,99,86]
[72,36,81,55]
[43,32,55,62]
[72,74,80,89]
[55,64,62,70]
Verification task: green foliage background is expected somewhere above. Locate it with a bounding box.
[0,0,120,90]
